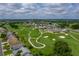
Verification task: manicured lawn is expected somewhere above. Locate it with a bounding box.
[30,29,41,38]
[54,32,79,56]
[3,23,79,56]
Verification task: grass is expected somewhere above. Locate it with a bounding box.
[29,38,44,47]
[2,22,79,56]
[30,29,41,38]
[53,32,79,56]
[4,50,12,56]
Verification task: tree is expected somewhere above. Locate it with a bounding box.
[9,23,19,29]
[70,23,79,29]
[53,40,72,56]
[16,50,22,56]
[0,23,5,27]
[3,44,10,50]
[58,23,69,28]
[1,33,7,42]
[1,33,6,38]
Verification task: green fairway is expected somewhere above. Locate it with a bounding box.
[30,28,41,38]
[54,32,79,56]
[2,22,79,56]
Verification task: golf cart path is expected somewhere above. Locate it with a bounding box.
[69,31,79,41]
[28,28,46,49]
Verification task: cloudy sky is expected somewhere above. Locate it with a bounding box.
[0,3,79,19]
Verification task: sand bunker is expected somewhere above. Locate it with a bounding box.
[52,39,56,41]
[44,36,48,38]
[59,36,65,38]
[65,34,68,36]
[60,32,65,33]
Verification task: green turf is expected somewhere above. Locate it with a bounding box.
[3,23,79,56]
[30,29,41,38]
[54,32,79,56]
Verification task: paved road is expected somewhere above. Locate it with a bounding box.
[0,27,7,56]
[0,41,3,56]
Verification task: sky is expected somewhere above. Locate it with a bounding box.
[0,3,79,19]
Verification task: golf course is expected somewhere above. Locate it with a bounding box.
[1,20,79,56]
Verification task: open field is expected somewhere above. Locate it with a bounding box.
[0,20,79,56]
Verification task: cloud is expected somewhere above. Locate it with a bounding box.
[40,7,67,15]
[0,3,78,19]
[0,3,71,15]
